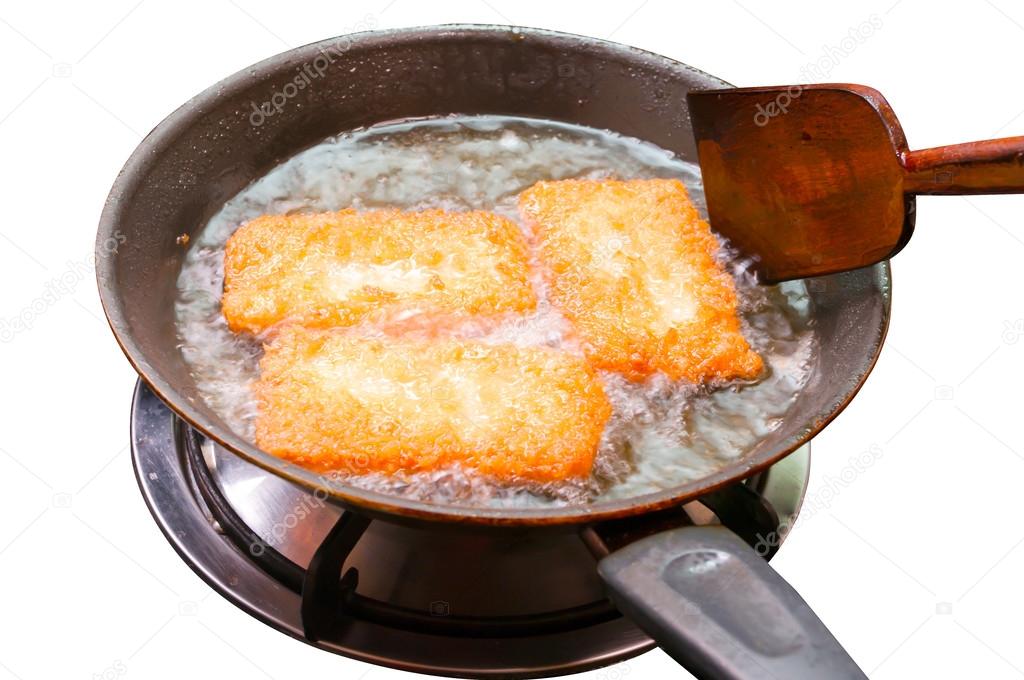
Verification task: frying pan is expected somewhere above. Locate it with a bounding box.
[97,25,887,679]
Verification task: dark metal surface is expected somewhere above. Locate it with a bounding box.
[133,380,812,678]
[100,25,891,526]
[300,510,372,642]
[599,527,867,679]
[186,423,626,640]
[699,484,781,559]
[133,380,654,678]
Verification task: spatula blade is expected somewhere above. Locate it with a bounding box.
[687,84,915,282]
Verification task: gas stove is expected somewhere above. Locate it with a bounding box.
[131,380,810,679]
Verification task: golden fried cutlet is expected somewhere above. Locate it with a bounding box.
[223,209,537,335]
[519,178,763,383]
[254,328,611,482]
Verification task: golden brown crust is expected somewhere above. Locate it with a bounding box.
[254,327,611,483]
[223,209,537,335]
[519,178,763,382]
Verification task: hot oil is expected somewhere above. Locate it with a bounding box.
[175,115,816,508]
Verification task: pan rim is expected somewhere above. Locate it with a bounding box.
[96,23,892,527]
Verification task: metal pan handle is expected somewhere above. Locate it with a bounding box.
[598,526,866,679]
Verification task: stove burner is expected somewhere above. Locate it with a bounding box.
[132,381,809,678]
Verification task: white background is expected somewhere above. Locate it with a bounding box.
[1,1,1023,678]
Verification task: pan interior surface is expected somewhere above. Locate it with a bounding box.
[177,113,818,509]
[97,25,890,525]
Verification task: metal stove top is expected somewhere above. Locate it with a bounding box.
[131,380,810,678]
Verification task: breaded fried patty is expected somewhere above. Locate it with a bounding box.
[254,328,611,482]
[223,209,537,334]
[519,178,763,382]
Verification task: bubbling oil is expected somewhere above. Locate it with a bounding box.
[175,115,816,508]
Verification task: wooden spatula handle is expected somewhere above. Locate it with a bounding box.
[903,136,1024,195]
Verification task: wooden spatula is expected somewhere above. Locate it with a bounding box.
[687,84,1024,282]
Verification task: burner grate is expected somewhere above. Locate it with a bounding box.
[183,422,786,643]
[184,426,624,638]
[134,380,809,678]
